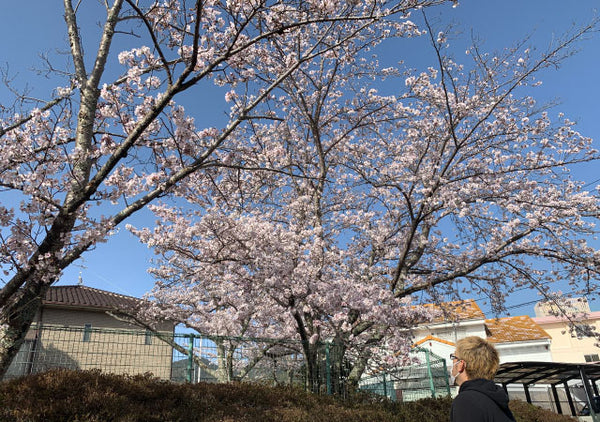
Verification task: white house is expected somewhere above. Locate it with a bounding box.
[413,300,552,364]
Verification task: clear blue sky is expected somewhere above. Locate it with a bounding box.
[1,1,599,316]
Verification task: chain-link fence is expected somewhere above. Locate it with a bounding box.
[4,325,447,401]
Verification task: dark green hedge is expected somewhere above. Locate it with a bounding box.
[0,369,577,422]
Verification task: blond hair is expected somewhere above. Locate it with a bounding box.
[455,336,499,380]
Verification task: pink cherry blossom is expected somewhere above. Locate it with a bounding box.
[0,0,450,378]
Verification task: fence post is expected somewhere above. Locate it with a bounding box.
[383,373,388,398]
[424,348,436,398]
[325,341,332,395]
[442,356,451,396]
[187,334,194,383]
[198,336,202,382]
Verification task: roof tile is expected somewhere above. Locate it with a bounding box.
[424,299,486,322]
[485,315,551,343]
[414,335,456,347]
[44,285,141,311]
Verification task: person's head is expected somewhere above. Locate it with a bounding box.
[450,336,499,385]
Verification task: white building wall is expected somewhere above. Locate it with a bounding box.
[495,342,552,363]
[418,339,454,362]
[415,320,487,345]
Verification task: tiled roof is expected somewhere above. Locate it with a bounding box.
[414,335,455,347]
[485,315,551,344]
[43,285,141,311]
[424,299,486,323]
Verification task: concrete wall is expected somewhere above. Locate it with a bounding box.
[533,314,600,363]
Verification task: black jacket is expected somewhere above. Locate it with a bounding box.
[450,379,516,422]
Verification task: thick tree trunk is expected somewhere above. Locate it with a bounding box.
[347,355,368,390]
[0,282,51,379]
[329,338,348,395]
[216,339,236,382]
[290,304,321,393]
[0,0,122,379]
[304,346,320,393]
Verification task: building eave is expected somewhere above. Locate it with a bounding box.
[492,338,551,348]
[417,318,485,331]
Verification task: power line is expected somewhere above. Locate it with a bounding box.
[583,177,600,189]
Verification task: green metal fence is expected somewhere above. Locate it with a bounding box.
[6,325,175,380]
[358,347,451,401]
[4,325,448,401]
[4,325,338,391]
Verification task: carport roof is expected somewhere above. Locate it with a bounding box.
[495,361,600,386]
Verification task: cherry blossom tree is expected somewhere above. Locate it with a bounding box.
[130,16,432,390]
[0,0,450,377]
[132,16,600,390]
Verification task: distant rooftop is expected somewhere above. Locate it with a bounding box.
[485,315,551,343]
[424,299,486,323]
[43,285,141,311]
[534,297,591,318]
[414,335,455,347]
[415,300,551,346]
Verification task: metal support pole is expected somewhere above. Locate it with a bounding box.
[187,334,194,383]
[424,348,436,398]
[551,384,563,414]
[325,342,331,395]
[580,367,599,422]
[524,384,532,404]
[197,337,203,383]
[442,357,451,396]
[564,381,576,416]
[383,373,388,398]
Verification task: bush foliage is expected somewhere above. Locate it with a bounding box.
[0,369,578,421]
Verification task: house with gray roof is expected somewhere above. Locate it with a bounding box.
[5,285,175,380]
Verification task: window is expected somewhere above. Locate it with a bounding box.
[584,354,599,363]
[83,324,92,342]
[145,329,152,345]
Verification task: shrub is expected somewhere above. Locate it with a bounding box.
[0,370,578,422]
[509,399,577,422]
